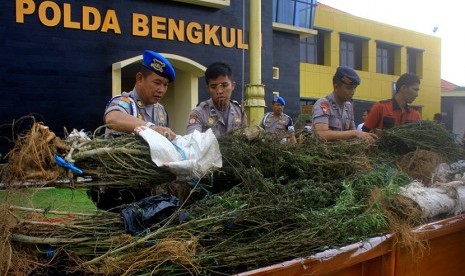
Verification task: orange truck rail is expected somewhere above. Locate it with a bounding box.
[240,214,465,276]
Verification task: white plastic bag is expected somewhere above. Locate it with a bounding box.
[138,128,222,180]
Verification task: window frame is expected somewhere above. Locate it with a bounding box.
[273,0,317,29]
[407,47,424,77]
[339,34,365,70]
[376,42,396,75]
[300,29,327,65]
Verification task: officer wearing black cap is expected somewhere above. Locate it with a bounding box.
[312,66,377,143]
[260,96,297,144]
[104,50,176,140]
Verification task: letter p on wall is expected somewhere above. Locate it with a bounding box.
[16,0,35,23]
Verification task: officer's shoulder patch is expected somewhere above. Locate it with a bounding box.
[196,101,209,108]
[188,111,200,125]
[320,101,330,115]
[118,100,130,109]
[189,110,200,117]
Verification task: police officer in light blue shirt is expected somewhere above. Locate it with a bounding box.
[261,96,297,144]
[186,61,247,138]
[104,50,176,140]
[91,50,178,212]
[312,66,377,143]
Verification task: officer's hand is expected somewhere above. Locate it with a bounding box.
[356,131,378,145]
[152,126,176,141]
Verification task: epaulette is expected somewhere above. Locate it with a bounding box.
[189,109,201,117]
[230,100,242,107]
[105,94,138,118]
[197,101,209,108]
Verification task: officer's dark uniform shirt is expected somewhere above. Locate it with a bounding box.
[260,112,295,136]
[312,92,355,131]
[362,98,421,131]
[104,89,168,138]
[186,98,247,138]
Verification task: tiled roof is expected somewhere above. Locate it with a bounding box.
[441,79,459,91]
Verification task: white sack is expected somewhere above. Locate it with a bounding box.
[400,181,457,219]
[434,180,465,215]
[139,128,222,180]
[433,160,465,183]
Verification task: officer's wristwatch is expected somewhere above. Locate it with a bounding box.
[146,122,155,128]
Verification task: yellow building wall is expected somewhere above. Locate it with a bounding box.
[301,6,442,120]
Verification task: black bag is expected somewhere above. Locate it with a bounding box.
[120,194,179,235]
[87,187,153,212]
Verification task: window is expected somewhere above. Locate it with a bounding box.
[340,35,363,70]
[273,0,317,29]
[407,47,423,76]
[376,42,395,75]
[300,98,316,115]
[300,29,326,64]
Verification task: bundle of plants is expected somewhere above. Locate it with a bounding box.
[193,166,419,274]
[375,121,465,162]
[209,133,373,192]
[1,122,69,186]
[2,204,142,275]
[2,166,421,275]
[395,149,445,185]
[1,121,176,189]
[75,166,415,275]
[2,120,374,192]
[69,130,371,192]
[70,135,176,189]
[9,206,125,251]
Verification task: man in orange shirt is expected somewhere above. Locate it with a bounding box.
[362,73,421,131]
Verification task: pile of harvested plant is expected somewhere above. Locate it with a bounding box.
[0,121,464,275]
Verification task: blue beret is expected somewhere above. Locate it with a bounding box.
[142,50,175,82]
[273,96,286,106]
[335,66,360,85]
